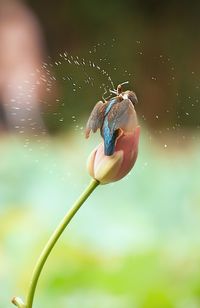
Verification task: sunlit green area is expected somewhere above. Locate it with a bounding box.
[0,128,200,308]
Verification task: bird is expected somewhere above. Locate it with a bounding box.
[85,82,138,156]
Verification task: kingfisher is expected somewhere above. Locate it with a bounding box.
[85,82,138,156]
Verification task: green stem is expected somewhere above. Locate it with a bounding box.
[12,179,99,308]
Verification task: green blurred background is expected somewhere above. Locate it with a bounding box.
[1,1,200,307]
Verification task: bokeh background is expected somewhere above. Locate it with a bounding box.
[0,0,200,307]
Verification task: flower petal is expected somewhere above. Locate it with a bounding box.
[87,126,140,184]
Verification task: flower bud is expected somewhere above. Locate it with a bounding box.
[87,126,140,184]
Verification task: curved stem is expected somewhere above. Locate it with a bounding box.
[12,179,99,308]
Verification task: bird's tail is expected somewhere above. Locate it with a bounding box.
[104,130,118,156]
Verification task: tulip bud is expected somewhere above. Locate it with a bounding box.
[87,126,140,184]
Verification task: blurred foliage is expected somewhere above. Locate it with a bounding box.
[27,0,200,132]
[0,129,200,307]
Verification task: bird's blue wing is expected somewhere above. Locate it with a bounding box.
[102,99,137,156]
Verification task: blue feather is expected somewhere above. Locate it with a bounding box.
[102,118,118,156]
[101,97,119,156]
[104,98,117,115]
